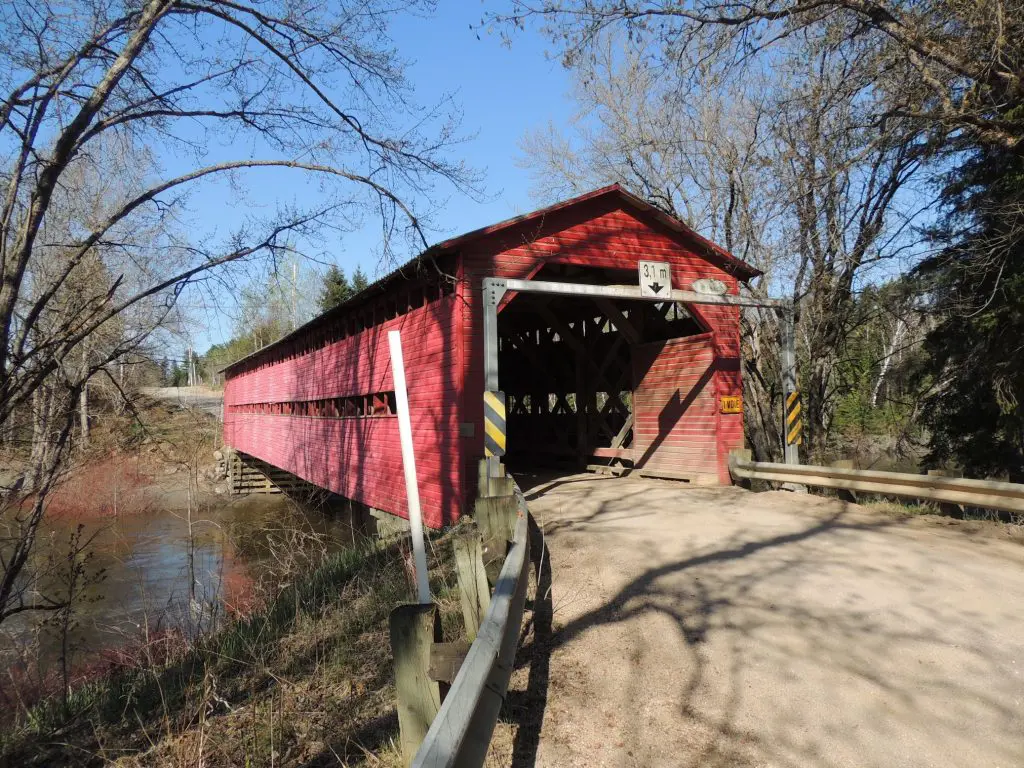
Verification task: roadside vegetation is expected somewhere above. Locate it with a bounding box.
[1,390,483,766]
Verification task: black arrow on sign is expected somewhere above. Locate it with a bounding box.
[648,282,664,294]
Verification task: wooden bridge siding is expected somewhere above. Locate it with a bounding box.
[459,197,744,484]
[689,302,743,484]
[224,295,463,528]
[631,333,720,479]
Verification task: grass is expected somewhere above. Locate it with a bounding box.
[861,498,1024,542]
[1,528,468,767]
[863,499,942,517]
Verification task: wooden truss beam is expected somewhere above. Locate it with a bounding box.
[593,298,642,345]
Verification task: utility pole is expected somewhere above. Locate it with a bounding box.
[292,259,298,330]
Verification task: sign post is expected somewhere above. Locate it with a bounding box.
[388,330,431,604]
[779,307,801,465]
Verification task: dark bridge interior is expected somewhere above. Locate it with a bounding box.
[497,264,704,471]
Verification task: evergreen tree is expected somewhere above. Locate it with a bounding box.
[319,265,353,312]
[918,141,1024,479]
[352,266,369,293]
[169,360,187,387]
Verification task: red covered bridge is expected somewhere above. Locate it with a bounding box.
[222,185,761,528]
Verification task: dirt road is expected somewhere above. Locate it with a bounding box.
[140,386,223,418]
[509,474,1024,768]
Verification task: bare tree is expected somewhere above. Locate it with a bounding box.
[776,33,925,454]
[515,24,927,459]
[519,42,783,269]
[0,0,475,624]
[492,0,1024,150]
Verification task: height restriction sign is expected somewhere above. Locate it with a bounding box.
[639,261,672,298]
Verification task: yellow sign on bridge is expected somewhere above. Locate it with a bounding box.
[483,390,506,458]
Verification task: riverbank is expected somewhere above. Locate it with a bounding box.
[1,529,467,767]
[1,397,292,701]
[2,392,439,766]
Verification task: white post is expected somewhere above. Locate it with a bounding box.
[388,330,431,605]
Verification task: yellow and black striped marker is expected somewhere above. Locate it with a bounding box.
[484,390,507,457]
[786,391,803,446]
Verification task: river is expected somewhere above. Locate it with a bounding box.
[0,488,363,675]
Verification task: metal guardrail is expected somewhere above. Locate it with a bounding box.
[411,508,531,767]
[729,455,1024,514]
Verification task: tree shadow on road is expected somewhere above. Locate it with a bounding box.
[509,478,1024,768]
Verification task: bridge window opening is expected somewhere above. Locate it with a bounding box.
[227,275,455,378]
[228,391,396,419]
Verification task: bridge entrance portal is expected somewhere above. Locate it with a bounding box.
[481,263,783,484]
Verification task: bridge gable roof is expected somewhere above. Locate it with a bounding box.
[222,184,758,375]
[431,183,761,281]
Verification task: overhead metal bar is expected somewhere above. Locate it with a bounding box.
[495,277,786,308]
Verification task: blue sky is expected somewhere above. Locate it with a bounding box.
[184,4,576,352]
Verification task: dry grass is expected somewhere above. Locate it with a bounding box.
[862,499,1024,543]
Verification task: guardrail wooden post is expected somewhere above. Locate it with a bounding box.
[390,604,442,764]
[477,457,513,499]
[928,469,965,518]
[475,493,518,585]
[477,458,490,501]
[453,526,491,642]
[831,460,857,502]
[730,449,753,489]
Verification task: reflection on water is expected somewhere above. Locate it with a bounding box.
[2,492,361,664]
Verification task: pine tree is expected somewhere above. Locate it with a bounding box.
[169,360,187,387]
[918,140,1024,479]
[319,265,353,312]
[352,266,369,293]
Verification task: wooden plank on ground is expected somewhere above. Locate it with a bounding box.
[586,464,629,476]
[636,469,719,485]
[428,641,471,683]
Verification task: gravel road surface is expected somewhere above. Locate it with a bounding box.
[511,474,1024,768]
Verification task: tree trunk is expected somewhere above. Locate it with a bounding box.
[871,319,906,407]
[79,384,89,448]
[31,386,47,471]
[79,346,89,448]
